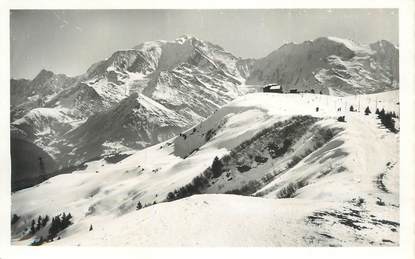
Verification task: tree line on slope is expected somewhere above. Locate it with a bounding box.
[164,116,329,201]
[28,212,73,246]
[340,105,398,133]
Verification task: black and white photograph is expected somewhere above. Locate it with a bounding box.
[1,1,415,257]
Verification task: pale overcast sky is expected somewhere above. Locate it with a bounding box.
[10,9,398,79]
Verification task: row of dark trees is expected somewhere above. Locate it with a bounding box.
[47,213,73,241]
[30,215,50,234]
[349,105,398,133]
[165,156,223,202]
[30,212,73,246]
[376,108,398,133]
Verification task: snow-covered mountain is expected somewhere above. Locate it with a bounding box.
[246,37,399,95]
[11,35,248,171]
[11,90,400,246]
[60,93,191,165]
[10,35,399,191]
[82,34,246,119]
[11,69,79,120]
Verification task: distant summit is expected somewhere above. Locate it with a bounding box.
[247,37,398,95]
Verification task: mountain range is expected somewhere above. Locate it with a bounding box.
[10,35,401,246]
[10,35,399,191]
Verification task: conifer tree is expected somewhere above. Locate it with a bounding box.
[30,219,36,234]
[11,214,20,225]
[211,156,223,178]
[42,215,49,227]
[36,216,42,231]
[379,108,385,118]
[364,106,371,115]
[136,201,142,210]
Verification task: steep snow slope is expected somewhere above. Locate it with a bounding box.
[247,37,399,95]
[11,90,399,246]
[59,93,192,166]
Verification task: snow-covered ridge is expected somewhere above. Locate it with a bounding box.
[11,90,399,246]
[327,36,374,54]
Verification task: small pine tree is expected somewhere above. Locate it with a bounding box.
[364,106,371,115]
[11,214,20,225]
[42,215,49,227]
[36,216,42,231]
[337,116,346,122]
[349,105,354,112]
[211,156,223,178]
[375,108,380,114]
[379,108,385,118]
[56,215,62,229]
[89,224,93,231]
[383,112,397,133]
[136,201,142,210]
[30,219,36,234]
[61,213,72,228]
[48,217,55,240]
[166,192,175,201]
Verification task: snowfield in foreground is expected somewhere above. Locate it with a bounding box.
[11,90,399,246]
